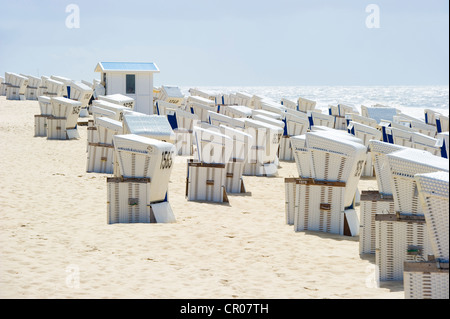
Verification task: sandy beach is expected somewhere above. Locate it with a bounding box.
[0,96,404,299]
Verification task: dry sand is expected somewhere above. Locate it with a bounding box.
[0,96,404,299]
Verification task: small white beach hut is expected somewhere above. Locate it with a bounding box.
[95,62,160,115]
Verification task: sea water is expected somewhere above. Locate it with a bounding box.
[180,86,449,121]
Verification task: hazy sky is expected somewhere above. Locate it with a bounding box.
[0,0,448,86]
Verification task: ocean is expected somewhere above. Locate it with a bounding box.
[180,85,449,121]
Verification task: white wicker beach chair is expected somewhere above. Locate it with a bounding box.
[108,134,176,223]
[389,126,414,147]
[86,118,121,174]
[0,76,6,96]
[221,125,253,193]
[297,97,316,113]
[284,112,310,136]
[280,98,297,110]
[435,114,449,133]
[305,130,368,208]
[23,75,41,100]
[192,126,233,164]
[47,97,82,140]
[6,73,28,100]
[159,85,184,106]
[411,132,441,156]
[386,148,449,215]
[50,75,72,98]
[69,81,93,108]
[308,111,335,128]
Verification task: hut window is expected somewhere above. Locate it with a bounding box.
[126,74,135,94]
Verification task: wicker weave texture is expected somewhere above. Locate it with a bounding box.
[375,220,433,281]
[294,184,346,235]
[415,172,449,261]
[359,199,394,255]
[404,271,449,299]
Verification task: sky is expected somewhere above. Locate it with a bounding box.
[0,0,448,87]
